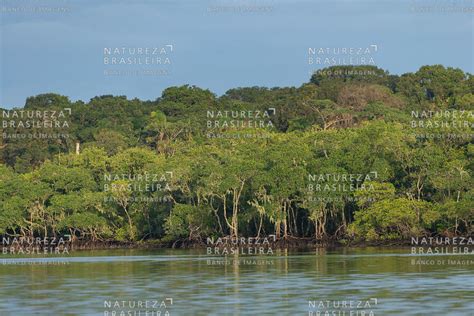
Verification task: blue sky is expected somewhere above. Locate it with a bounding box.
[0,0,473,108]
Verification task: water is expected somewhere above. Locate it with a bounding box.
[0,247,473,315]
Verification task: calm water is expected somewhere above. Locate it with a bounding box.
[0,247,473,315]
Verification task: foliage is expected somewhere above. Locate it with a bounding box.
[0,65,472,243]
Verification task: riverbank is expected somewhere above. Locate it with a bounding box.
[57,236,416,251]
[4,235,472,254]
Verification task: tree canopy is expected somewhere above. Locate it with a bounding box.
[1,65,472,244]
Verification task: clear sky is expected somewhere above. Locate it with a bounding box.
[0,0,473,108]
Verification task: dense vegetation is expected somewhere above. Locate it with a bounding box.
[1,65,473,244]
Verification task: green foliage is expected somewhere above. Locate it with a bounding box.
[349,198,436,240]
[164,204,214,241]
[1,65,472,243]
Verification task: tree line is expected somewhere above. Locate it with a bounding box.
[0,65,473,244]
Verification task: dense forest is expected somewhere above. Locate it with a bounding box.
[1,65,473,245]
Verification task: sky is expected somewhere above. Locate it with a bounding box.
[0,0,473,108]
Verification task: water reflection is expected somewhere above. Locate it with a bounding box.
[0,247,473,315]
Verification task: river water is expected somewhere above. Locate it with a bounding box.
[0,247,473,315]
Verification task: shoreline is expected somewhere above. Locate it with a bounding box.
[4,235,472,252]
[54,237,415,251]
